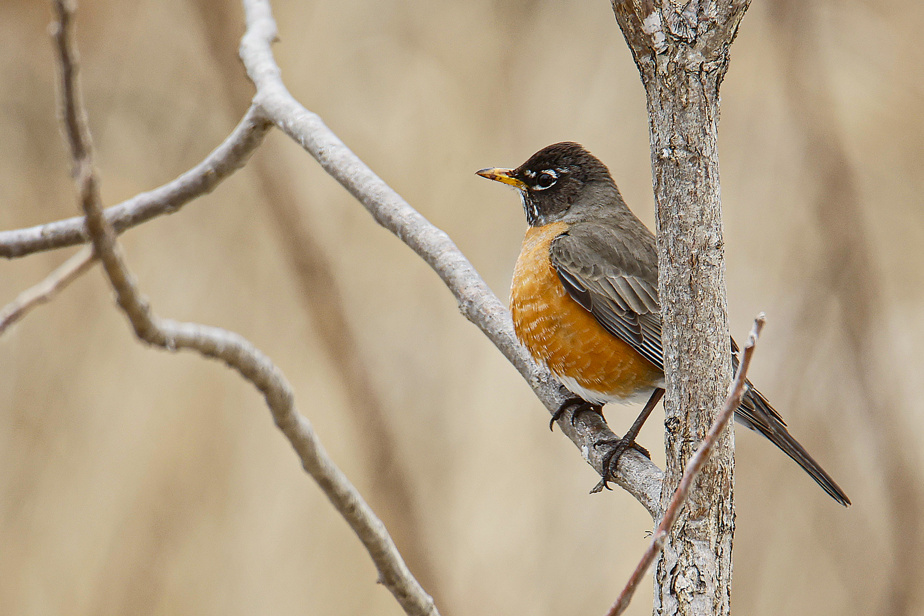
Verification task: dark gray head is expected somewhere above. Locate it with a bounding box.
[477,142,619,226]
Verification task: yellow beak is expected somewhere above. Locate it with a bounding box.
[476,167,528,190]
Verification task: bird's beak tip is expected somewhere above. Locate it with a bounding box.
[475,167,501,179]
[476,167,526,189]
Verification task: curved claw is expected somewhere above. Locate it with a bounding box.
[595,437,651,489]
[550,397,604,431]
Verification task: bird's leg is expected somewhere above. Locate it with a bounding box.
[549,396,605,431]
[595,388,665,488]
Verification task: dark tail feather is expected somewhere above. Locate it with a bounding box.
[735,384,851,507]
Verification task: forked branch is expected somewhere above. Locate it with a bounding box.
[49,2,438,615]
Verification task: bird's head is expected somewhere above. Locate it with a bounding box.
[476,142,615,226]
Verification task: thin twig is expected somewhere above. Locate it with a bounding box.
[238,0,664,516]
[0,246,96,335]
[0,105,270,259]
[604,314,766,616]
[49,3,439,616]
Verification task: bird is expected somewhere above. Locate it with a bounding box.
[477,141,850,506]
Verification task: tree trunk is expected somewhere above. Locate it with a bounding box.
[611,2,750,614]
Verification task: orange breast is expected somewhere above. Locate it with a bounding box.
[510,223,662,403]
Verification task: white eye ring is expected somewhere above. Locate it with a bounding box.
[533,169,558,190]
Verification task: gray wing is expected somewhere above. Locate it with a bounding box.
[549,222,664,370]
[551,224,850,504]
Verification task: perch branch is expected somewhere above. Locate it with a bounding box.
[49,2,438,615]
[604,314,766,616]
[239,0,664,516]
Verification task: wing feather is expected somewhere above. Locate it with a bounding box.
[550,224,663,369]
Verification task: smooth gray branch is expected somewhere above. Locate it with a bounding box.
[604,314,766,616]
[239,0,664,517]
[0,106,270,259]
[49,2,438,616]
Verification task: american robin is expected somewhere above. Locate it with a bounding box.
[477,141,850,506]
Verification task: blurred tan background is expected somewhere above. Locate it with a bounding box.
[2,0,923,614]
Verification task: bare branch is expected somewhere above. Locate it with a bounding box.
[49,2,438,615]
[238,0,664,516]
[0,246,95,335]
[0,106,270,259]
[604,314,766,616]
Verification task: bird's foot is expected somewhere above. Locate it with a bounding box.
[592,435,651,490]
[550,396,604,431]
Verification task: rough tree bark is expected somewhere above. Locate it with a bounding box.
[611,2,750,614]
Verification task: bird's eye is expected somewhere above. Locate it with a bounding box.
[535,170,558,189]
